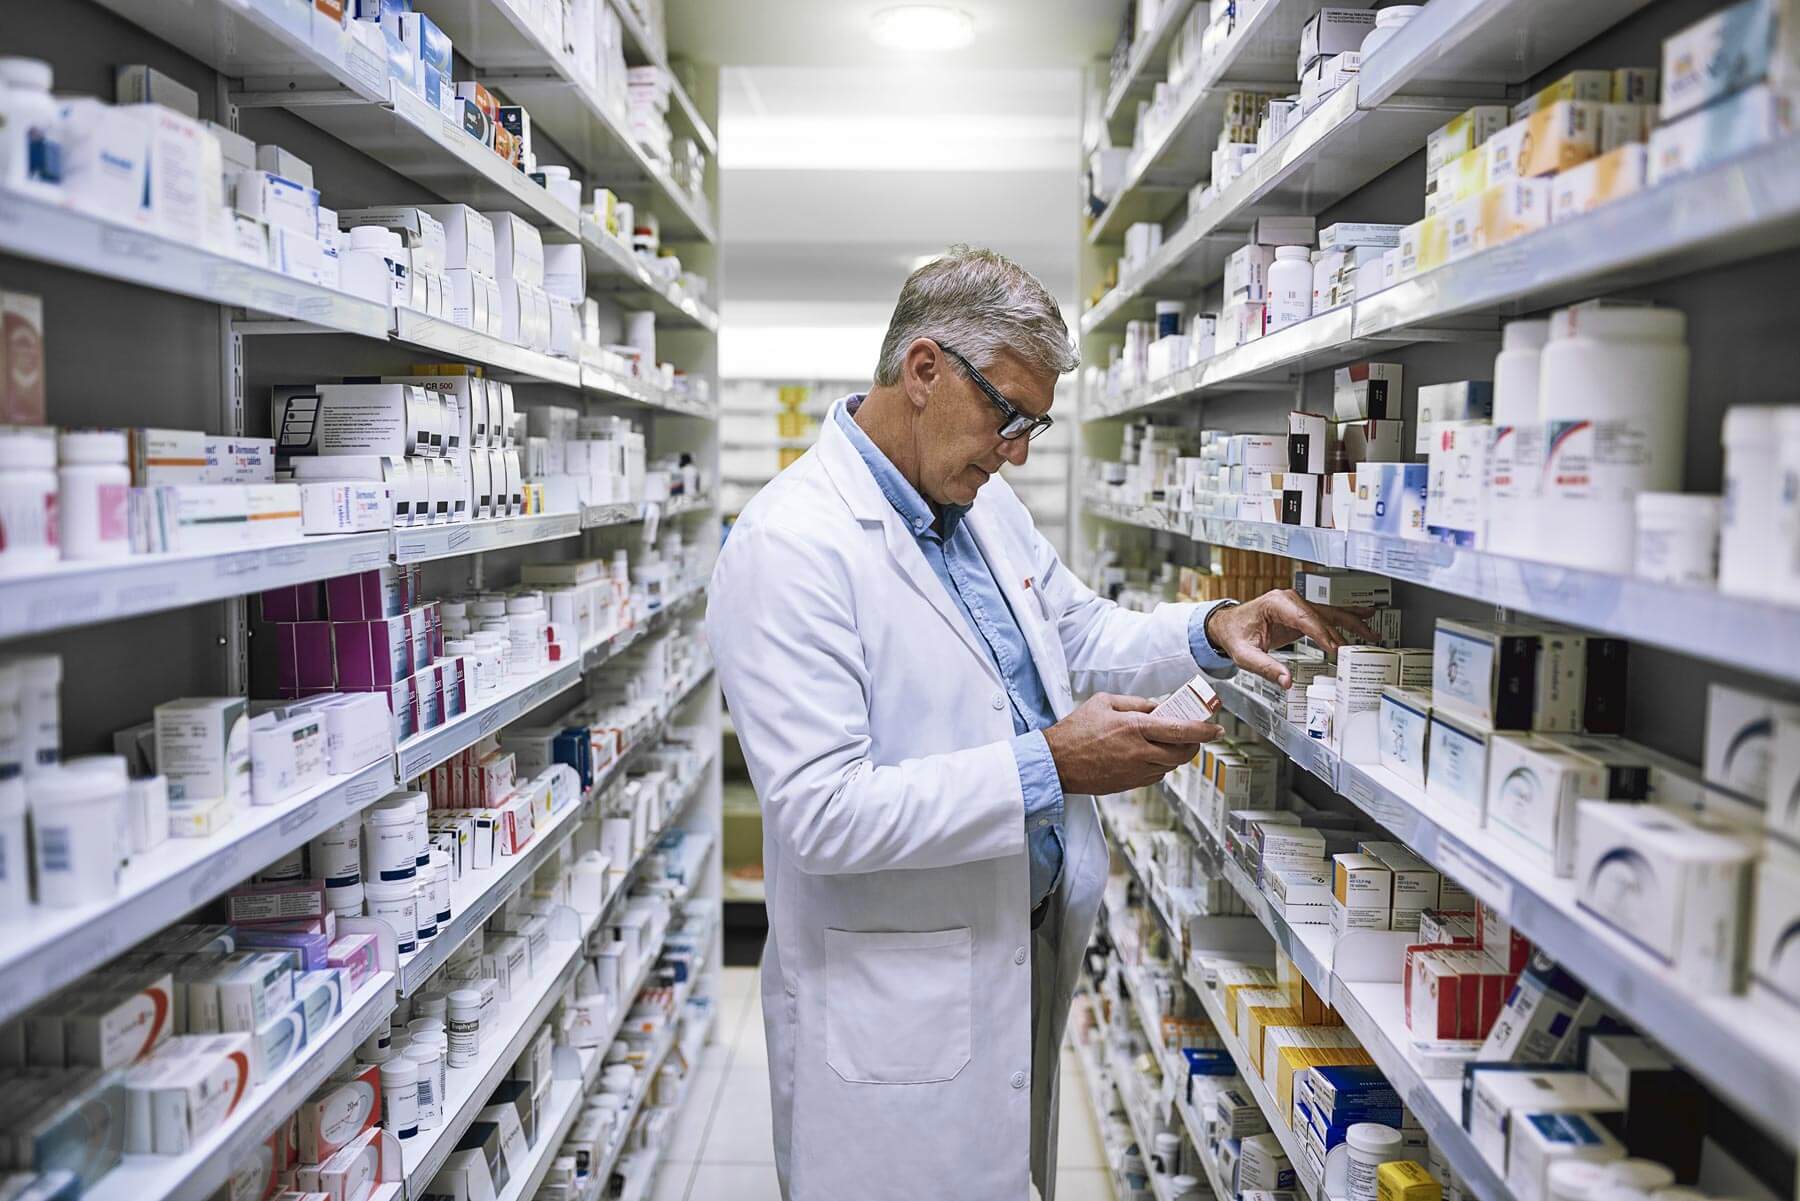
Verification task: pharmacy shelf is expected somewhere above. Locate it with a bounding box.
[580,220,720,331]
[391,309,582,386]
[493,1074,588,1201]
[85,971,397,1201]
[1070,1010,1135,1192]
[403,676,712,996]
[1186,961,1324,1200]
[402,936,585,1192]
[392,512,582,564]
[397,795,593,994]
[1354,134,1800,339]
[610,1006,718,1201]
[0,532,393,641]
[89,0,389,100]
[1087,0,1333,243]
[1082,991,1178,1201]
[1198,672,1800,1152]
[1087,82,1467,331]
[1158,782,1506,1201]
[1080,491,1800,684]
[1343,532,1800,684]
[266,83,585,234]
[1100,0,1196,128]
[581,353,716,417]
[397,659,583,780]
[606,0,719,158]
[0,756,395,1026]
[588,970,708,1192]
[1355,0,1654,109]
[1087,305,1430,419]
[1099,802,1193,958]
[580,583,708,673]
[0,188,391,338]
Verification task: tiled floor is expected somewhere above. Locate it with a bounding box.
[647,966,1115,1200]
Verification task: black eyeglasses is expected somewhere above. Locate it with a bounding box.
[938,344,1054,442]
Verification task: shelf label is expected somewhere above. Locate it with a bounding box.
[216,551,261,578]
[278,799,320,837]
[479,705,507,736]
[344,42,387,96]
[188,843,245,904]
[399,745,434,780]
[448,526,473,552]
[1436,834,1514,913]
[343,774,386,811]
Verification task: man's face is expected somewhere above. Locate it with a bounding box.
[916,345,1055,508]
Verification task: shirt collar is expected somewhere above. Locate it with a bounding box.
[835,396,968,539]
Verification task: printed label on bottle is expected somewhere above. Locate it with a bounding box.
[98,482,129,542]
[1543,417,1656,502]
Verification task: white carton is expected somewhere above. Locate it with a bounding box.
[1466,1068,1620,1173]
[249,710,328,805]
[273,384,435,459]
[1575,802,1754,993]
[145,1033,254,1154]
[1153,674,1220,723]
[420,204,497,278]
[1378,686,1431,789]
[1506,1110,1623,1201]
[1704,682,1792,802]
[1426,710,1492,825]
[155,697,250,805]
[1485,736,1604,875]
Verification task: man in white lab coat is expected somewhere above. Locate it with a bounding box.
[708,247,1372,1201]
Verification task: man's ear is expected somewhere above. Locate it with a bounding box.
[901,338,942,412]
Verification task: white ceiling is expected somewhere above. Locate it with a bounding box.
[671,0,1124,68]
[683,2,1125,378]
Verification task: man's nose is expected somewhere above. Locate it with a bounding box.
[1000,436,1030,467]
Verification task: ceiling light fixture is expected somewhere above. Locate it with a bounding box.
[871,5,975,51]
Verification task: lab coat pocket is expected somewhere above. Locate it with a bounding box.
[823,926,972,1085]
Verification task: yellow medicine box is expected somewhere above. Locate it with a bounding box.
[1378,1160,1442,1201]
[1511,69,1612,120]
[1478,179,1551,249]
[1515,100,1601,177]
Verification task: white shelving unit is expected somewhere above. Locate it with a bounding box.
[2,3,724,1199]
[1073,0,1800,1195]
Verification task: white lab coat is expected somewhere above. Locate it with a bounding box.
[708,404,1214,1200]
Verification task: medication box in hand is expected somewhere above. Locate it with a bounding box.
[1153,673,1221,723]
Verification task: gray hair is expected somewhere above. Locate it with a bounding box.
[874,245,1079,386]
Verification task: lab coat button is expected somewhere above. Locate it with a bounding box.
[1014,947,1027,965]
[1010,1071,1026,1089]
[991,693,1005,710]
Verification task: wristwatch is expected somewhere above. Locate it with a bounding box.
[1203,600,1239,658]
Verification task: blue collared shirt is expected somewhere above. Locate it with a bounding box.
[835,399,1233,910]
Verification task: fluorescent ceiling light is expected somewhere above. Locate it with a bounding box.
[871,6,975,51]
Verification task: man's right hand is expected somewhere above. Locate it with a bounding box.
[1042,693,1221,796]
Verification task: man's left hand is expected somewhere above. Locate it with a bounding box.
[1205,589,1378,688]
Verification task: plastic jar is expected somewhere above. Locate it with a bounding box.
[0,426,58,574]
[1605,1163,1676,1192]
[447,988,482,1067]
[0,770,27,910]
[1633,492,1720,586]
[1265,245,1313,332]
[1487,319,1553,559]
[27,765,124,907]
[440,601,470,639]
[472,631,507,690]
[1151,1131,1182,1174]
[1719,405,1783,599]
[1549,1162,1615,1201]
[364,797,417,882]
[1358,5,1421,56]
[328,877,364,918]
[404,1042,444,1130]
[364,877,418,954]
[358,1022,394,1058]
[311,817,362,889]
[0,58,62,191]
[1534,304,1689,571]
[428,848,452,925]
[1345,1122,1403,1201]
[379,1056,419,1139]
[414,991,448,1021]
[58,430,130,561]
[407,1017,445,1038]
[1169,1178,1204,1201]
[1305,678,1335,741]
[1155,300,1185,339]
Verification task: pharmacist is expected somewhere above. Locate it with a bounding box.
[709,247,1372,1201]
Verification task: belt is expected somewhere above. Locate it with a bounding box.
[1031,895,1051,930]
